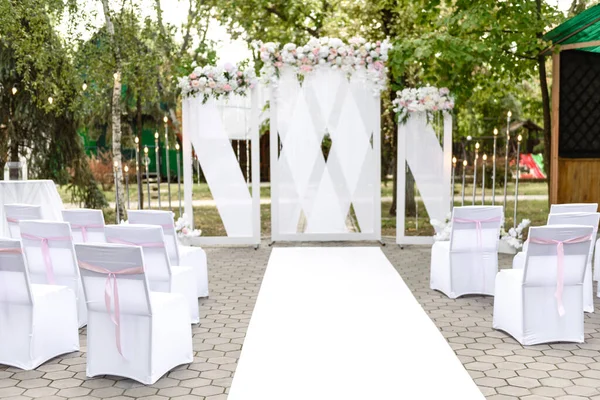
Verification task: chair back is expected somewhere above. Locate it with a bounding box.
[62,209,106,243]
[127,210,180,265]
[548,212,599,260]
[0,238,33,305]
[450,206,503,252]
[104,224,171,284]
[523,225,593,287]
[550,203,598,214]
[19,221,78,286]
[74,243,151,315]
[4,204,42,239]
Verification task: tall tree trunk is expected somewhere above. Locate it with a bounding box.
[100,0,126,219]
[136,95,144,209]
[536,0,552,205]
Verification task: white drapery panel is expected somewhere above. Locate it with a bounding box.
[0,180,64,237]
[271,67,381,241]
[397,112,452,244]
[182,91,260,245]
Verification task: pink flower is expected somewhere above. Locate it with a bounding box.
[208,81,216,88]
[373,61,384,70]
[313,48,319,55]
[366,56,373,63]
[275,61,283,68]
[189,72,197,79]
[223,84,232,91]
[224,62,234,72]
[237,71,243,77]
[182,227,189,234]
[376,41,381,46]
[191,80,200,88]
[300,65,312,73]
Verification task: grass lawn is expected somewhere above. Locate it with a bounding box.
[59,180,546,206]
[101,199,548,238]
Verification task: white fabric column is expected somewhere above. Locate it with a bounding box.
[270,67,381,241]
[182,93,260,245]
[397,112,452,244]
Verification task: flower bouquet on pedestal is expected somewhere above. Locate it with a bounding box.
[499,219,531,254]
[175,214,201,245]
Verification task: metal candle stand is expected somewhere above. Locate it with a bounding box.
[176,143,182,217]
[135,136,141,209]
[154,132,161,209]
[124,165,130,209]
[472,142,479,205]
[164,116,172,211]
[503,111,512,211]
[492,128,498,205]
[514,135,522,229]
[481,154,487,205]
[144,146,151,209]
[113,161,120,223]
[461,160,467,206]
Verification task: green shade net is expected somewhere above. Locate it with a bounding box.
[544,4,600,53]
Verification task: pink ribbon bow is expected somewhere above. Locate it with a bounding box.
[107,237,165,248]
[70,224,104,243]
[529,234,592,317]
[453,216,502,248]
[20,234,72,285]
[78,261,144,357]
[6,217,18,224]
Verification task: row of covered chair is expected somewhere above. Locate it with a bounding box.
[1,205,206,383]
[431,203,599,346]
[4,205,209,297]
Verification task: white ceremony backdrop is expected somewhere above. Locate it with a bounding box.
[397,112,453,244]
[270,67,381,241]
[182,91,260,245]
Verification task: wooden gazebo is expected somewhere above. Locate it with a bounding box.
[544,5,600,204]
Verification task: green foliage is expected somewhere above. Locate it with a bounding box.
[0,0,106,207]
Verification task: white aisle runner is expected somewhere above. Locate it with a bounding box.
[229,247,484,400]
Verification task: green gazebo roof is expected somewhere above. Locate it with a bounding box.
[544,4,600,53]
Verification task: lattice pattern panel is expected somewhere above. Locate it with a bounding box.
[559,50,600,158]
[272,67,380,239]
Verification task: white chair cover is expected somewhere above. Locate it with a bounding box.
[4,204,42,239]
[550,203,598,214]
[430,206,503,298]
[62,209,106,244]
[104,225,199,323]
[127,210,209,297]
[19,220,87,327]
[494,225,593,345]
[0,238,79,370]
[513,212,599,312]
[74,243,193,384]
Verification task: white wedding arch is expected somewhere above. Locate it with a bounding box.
[259,38,388,241]
[394,88,454,244]
[180,64,261,245]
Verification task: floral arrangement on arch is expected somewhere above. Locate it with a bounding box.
[392,86,454,124]
[175,214,202,238]
[178,62,257,102]
[431,214,531,250]
[252,37,391,93]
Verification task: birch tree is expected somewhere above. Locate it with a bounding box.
[99,0,126,219]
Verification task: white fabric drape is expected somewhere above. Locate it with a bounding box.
[271,67,380,239]
[0,180,64,237]
[183,96,253,238]
[401,112,452,228]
